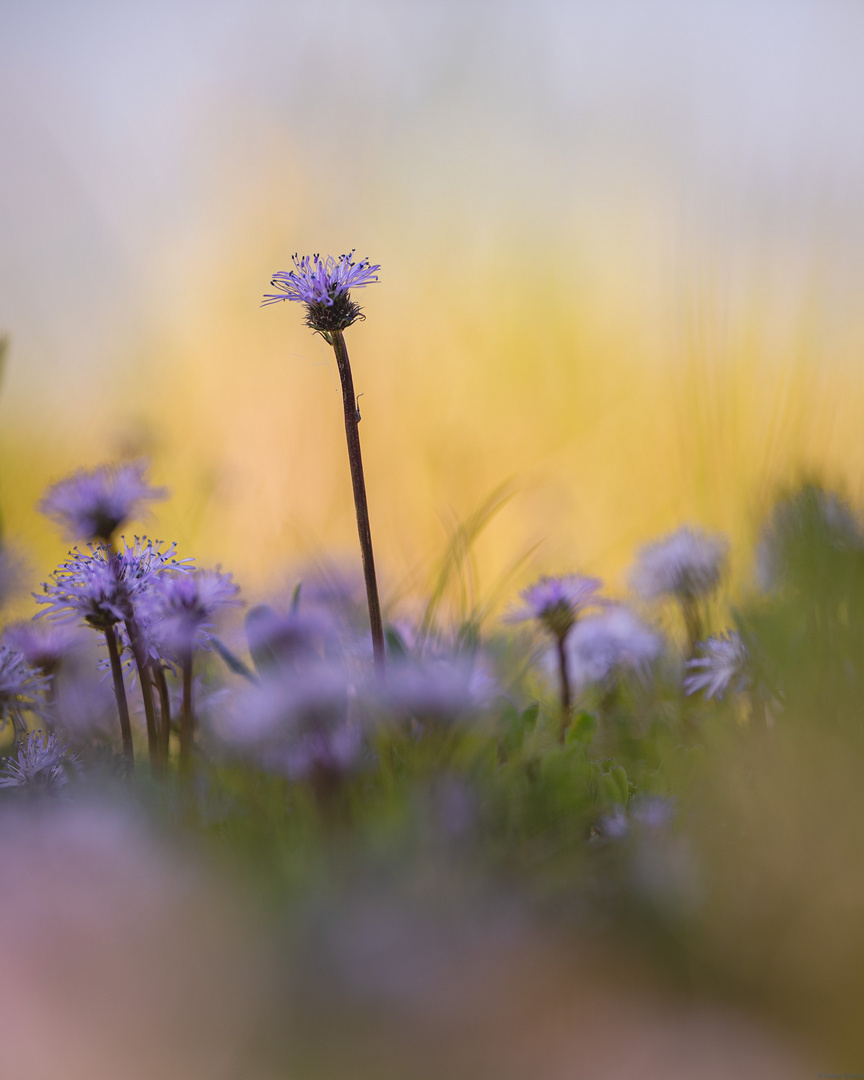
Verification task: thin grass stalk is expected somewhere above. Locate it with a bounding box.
[330,329,385,675]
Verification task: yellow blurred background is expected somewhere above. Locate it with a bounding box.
[2,0,864,613]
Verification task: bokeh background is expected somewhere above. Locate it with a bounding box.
[3,0,864,608]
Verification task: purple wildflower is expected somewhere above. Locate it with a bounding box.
[140,568,240,660]
[37,549,128,630]
[375,656,496,725]
[245,604,337,673]
[3,620,86,676]
[39,461,167,542]
[684,630,749,700]
[263,251,380,333]
[630,526,728,603]
[37,539,191,631]
[567,606,662,689]
[0,730,81,792]
[0,646,50,732]
[508,575,604,641]
[219,663,361,782]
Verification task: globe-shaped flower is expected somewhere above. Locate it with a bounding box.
[508,575,603,641]
[39,462,167,542]
[138,568,240,661]
[629,526,728,603]
[0,731,81,792]
[262,251,380,333]
[567,606,662,689]
[0,646,50,732]
[684,630,749,700]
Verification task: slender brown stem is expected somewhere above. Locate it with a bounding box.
[330,329,386,675]
[125,616,161,772]
[154,665,172,765]
[104,624,134,774]
[682,597,702,659]
[179,653,194,775]
[556,634,572,743]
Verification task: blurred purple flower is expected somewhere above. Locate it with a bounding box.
[245,604,337,673]
[0,646,50,732]
[3,620,87,676]
[595,795,676,843]
[39,461,167,542]
[630,526,728,603]
[141,569,240,659]
[218,663,362,781]
[0,730,81,792]
[508,574,603,641]
[376,656,497,724]
[263,251,380,333]
[567,606,662,688]
[684,630,749,700]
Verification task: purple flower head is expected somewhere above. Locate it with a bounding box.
[141,569,240,659]
[0,730,81,793]
[567,606,662,689]
[2,620,87,676]
[245,604,337,673]
[684,629,749,700]
[39,461,167,542]
[37,552,128,631]
[375,655,497,726]
[218,663,361,781]
[37,538,191,632]
[630,526,729,603]
[263,251,380,333]
[508,574,603,641]
[0,646,50,732]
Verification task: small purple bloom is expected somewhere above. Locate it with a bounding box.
[37,539,191,631]
[39,461,167,542]
[219,663,361,781]
[263,251,380,333]
[2,620,86,676]
[508,574,603,640]
[375,656,496,725]
[141,568,240,659]
[245,604,337,672]
[684,630,749,700]
[0,730,81,792]
[38,552,128,630]
[630,526,728,603]
[0,646,50,732]
[567,606,662,688]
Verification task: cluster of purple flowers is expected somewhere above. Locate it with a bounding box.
[7,464,241,775]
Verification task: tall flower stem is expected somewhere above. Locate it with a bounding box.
[154,665,172,765]
[555,634,572,743]
[681,597,702,659]
[104,625,134,774]
[330,329,386,675]
[179,653,194,776]
[125,616,161,772]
